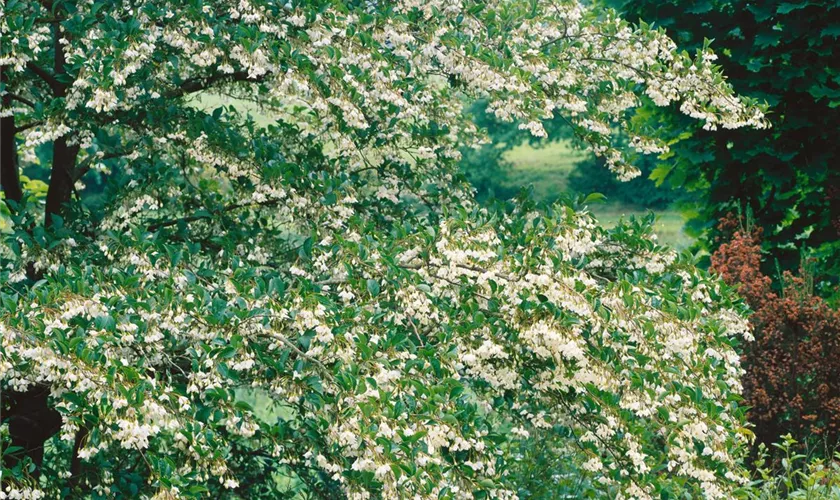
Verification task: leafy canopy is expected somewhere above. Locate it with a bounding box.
[609,0,840,295]
[1,0,764,498]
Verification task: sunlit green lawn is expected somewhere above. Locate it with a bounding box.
[501,141,584,197]
[503,141,693,249]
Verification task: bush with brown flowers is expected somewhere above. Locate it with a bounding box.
[712,213,840,448]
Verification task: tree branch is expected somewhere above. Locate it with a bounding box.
[146,198,281,232]
[170,71,262,98]
[14,120,43,133]
[8,93,36,108]
[73,150,133,181]
[94,71,267,129]
[26,62,63,95]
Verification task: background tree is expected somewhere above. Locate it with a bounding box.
[1,0,764,498]
[607,0,840,300]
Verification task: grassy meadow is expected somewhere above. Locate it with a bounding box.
[503,141,693,249]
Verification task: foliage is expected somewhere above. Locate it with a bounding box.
[0,0,766,498]
[748,434,840,499]
[458,100,523,203]
[460,103,678,209]
[711,213,840,448]
[607,0,840,297]
[567,137,677,210]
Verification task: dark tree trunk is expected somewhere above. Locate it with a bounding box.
[68,427,89,489]
[44,17,76,227]
[2,385,63,473]
[0,66,23,204]
[0,85,66,474]
[3,14,73,479]
[44,136,79,226]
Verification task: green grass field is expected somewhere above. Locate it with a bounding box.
[500,141,584,198]
[503,141,693,249]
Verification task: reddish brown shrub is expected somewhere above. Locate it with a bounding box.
[711,213,840,447]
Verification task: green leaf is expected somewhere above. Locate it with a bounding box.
[649,164,673,187]
[366,279,381,297]
[477,478,496,489]
[583,192,606,204]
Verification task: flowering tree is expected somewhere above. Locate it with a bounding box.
[1,0,767,498]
